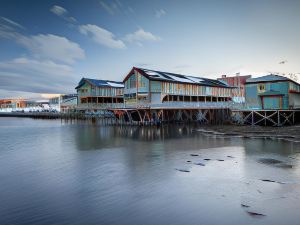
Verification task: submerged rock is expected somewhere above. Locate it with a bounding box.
[203,158,211,161]
[241,204,250,208]
[176,168,190,173]
[194,162,205,166]
[258,158,283,164]
[260,179,285,184]
[258,158,293,169]
[246,211,266,217]
[217,159,225,161]
[227,155,235,158]
[275,164,293,169]
[190,154,199,157]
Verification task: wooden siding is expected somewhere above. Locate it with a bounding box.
[161,82,231,97]
[245,81,290,109]
[124,71,233,105]
[289,81,300,92]
[77,82,123,98]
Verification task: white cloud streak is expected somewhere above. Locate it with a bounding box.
[50,5,77,23]
[99,1,115,15]
[155,9,166,18]
[17,34,85,64]
[124,28,161,44]
[1,17,25,30]
[79,24,126,49]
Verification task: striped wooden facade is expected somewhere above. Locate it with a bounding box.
[123,67,234,107]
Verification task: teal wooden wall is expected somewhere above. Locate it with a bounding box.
[245,81,289,109]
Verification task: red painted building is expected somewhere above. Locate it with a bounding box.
[217,74,251,102]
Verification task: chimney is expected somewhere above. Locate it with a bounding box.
[222,75,227,78]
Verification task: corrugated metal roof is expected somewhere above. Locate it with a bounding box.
[135,68,231,88]
[246,74,290,83]
[75,78,124,89]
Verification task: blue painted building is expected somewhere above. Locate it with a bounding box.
[123,67,234,107]
[245,75,300,109]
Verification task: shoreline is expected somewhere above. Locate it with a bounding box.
[196,125,300,143]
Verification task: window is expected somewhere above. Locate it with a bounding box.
[258,84,266,93]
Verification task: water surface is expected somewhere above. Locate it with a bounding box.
[0,118,300,225]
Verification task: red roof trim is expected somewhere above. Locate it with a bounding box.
[123,67,137,83]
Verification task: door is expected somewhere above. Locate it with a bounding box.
[262,96,281,109]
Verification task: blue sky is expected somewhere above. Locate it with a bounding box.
[0,0,299,98]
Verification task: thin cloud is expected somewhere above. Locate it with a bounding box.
[0,57,76,94]
[50,5,77,23]
[0,17,25,39]
[79,24,126,49]
[49,5,127,50]
[124,28,161,44]
[115,0,122,7]
[155,9,166,18]
[127,6,134,13]
[0,17,25,30]
[100,1,115,15]
[99,0,134,16]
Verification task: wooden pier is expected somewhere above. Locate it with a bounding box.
[110,107,231,125]
[1,108,299,127]
[231,109,300,126]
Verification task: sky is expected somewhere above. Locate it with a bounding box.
[0,0,300,99]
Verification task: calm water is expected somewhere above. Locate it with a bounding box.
[0,118,300,225]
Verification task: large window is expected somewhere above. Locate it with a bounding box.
[126,74,136,88]
[138,74,146,88]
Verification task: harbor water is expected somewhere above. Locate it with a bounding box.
[0,118,300,225]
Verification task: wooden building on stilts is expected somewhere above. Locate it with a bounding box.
[76,78,124,114]
[232,74,300,126]
[111,67,235,125]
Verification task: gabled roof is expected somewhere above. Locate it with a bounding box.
[246,74,292,84]
[75,78,124,89]
[124,67,232,88]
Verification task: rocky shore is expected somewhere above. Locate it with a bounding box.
[196,125,300,143]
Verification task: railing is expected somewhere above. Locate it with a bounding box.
[124,101,233,109]
[76,103,125,109]
[75,101,264,110]
[229,102,261,110]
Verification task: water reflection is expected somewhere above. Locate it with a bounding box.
[1,118,300,225]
